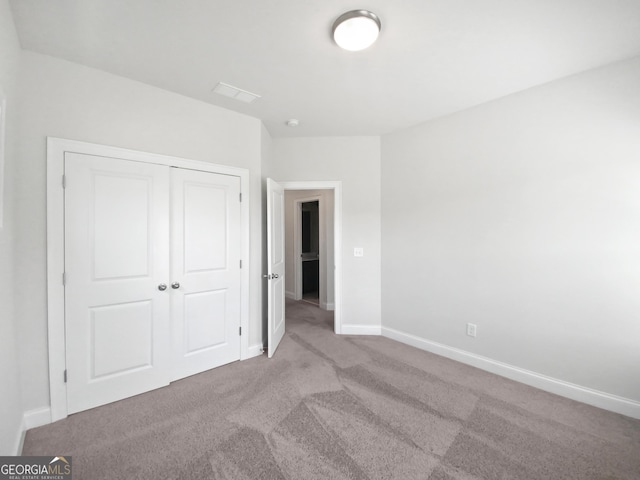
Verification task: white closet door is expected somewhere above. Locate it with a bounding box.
[64,153,171,414]
[170,168,241,380]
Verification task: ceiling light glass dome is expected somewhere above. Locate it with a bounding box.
[332,10,381,51]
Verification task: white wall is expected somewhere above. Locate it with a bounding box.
[272,137,381,331]
[381,56,640,407]
[0,0,25,455]
[284,189,334,309]
[15,51,263,412]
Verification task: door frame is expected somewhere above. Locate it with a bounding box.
[292,195,323,305]
[47,137,251,422]
[279,181,342,334]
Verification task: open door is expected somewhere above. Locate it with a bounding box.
[267,178,285,357]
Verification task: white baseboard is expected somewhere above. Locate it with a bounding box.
[382,327,640,420]
[24,406,52,430]
[247,343,264,359]
[285,291,296,300]
[12,407,53,455]
[341,324,382,336]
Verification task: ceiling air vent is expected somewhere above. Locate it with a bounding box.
[212,82,261,103]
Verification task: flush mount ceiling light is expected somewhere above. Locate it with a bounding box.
[332,10,381,51]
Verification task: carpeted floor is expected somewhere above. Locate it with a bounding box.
[23,299,640,479]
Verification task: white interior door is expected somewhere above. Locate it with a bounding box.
[170,168,241,379]
[267,178,286,358]
[64,153,171,414]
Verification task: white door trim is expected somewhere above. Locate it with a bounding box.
[278,181,342,334]
[47,137,251,422]
[293,195,322,302]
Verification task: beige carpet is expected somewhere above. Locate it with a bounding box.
[23,300,640,479]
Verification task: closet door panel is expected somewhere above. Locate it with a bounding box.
[170,168,241,380]
[64,153,171,414]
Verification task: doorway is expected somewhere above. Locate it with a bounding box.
[277,181,342,335]
[284,190,334,313]
[301,200,320,305]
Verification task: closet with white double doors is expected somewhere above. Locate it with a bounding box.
[52,140,246,415]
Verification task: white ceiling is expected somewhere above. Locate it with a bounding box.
[9,0,640,138]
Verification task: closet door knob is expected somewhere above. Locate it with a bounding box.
[158,284,167,291]
[171,282,180,289]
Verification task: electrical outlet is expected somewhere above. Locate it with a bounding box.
[466,323,477,338]
[354,247,364,257]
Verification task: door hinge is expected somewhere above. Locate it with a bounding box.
[239,192,242,202]
[63,369,67,383]
[239,326,242,336]
[62,175,66,189]
[239,259,242,269]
